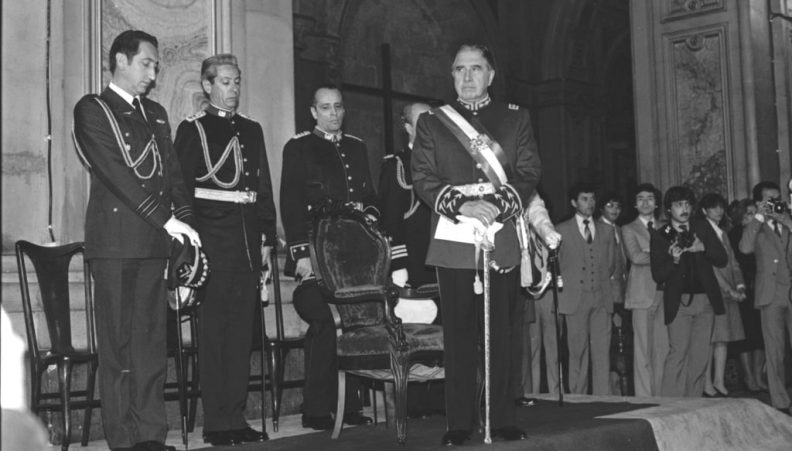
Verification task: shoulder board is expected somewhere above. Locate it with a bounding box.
[508,103,519,110]
[237,112,255,121]
[186,111,206,122]
[345,134,363,142]
[291,131,311,140]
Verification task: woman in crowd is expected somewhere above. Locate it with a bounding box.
[699,193,746,397]
[727,199,768,392]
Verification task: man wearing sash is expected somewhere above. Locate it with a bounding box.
[412,44,541,446]
[73,30,199,451]
[173,54,275,446]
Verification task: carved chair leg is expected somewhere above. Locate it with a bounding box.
[390,351,411,445]
[59,358,73,451]
[81,360,98,445]
[331,371,347,439]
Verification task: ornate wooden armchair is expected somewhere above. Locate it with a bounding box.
[308,201,444,444]
[15,240,98,450]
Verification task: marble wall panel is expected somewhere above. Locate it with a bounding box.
[99,0,213,132]
[667,28,730,198]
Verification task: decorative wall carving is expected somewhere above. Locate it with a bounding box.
[665,27,731,198]
[663,0,725,23]
[99,0,214,131]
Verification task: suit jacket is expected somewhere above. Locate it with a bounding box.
[739,218,791,307]
[710,223,745,301]
[600,219,627,303]
[556,217,616,315]
[73,87,193,259]
[623,217,663,309]
[174,105,277,272]
[411,100,542,269]
[650,218,728,324]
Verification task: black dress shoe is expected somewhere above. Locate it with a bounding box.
[514,396,537,407]
[343,411,373,425]
[132,441,176,451]
[231,426,269,443]
[302,414,335,430]
[492,426,527,441]
[441,429,471,446]
[202,430,237,446]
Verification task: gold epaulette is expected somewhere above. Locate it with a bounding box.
[186,111,206,122]
[345,134,363,142]
[292,131,310,140]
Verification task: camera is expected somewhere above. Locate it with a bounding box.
[766,197,789,215]
[675,229,696,248]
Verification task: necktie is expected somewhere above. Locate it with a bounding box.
[647,220,654,232]
[680,224,688,232]
[583,219,592,244]
[132,98,148,124]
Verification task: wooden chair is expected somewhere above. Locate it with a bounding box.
[308,202,444,444]
[15,240,98,450]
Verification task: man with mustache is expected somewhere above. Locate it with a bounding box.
[174,54,276,446]
[73,30,200,451]
[650,186,727,397]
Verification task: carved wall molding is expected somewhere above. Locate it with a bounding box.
[662,0,725,23]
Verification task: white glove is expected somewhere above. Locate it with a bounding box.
[391,268,408,287]
[164,216,201,247]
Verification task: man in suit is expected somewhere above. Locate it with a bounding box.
[622,183,668,397]
[598,192,627,307]
[73,30,200,451]
[412,44,541,445]
[739,181,792,414]
[174,54,275,446]
[651,186,727,397]
[280,85,376,430]
[556,183,616,395]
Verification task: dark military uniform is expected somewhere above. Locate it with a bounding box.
[280,128,378,418]
[412,98,541,432]
[73,86,194,448]
[174,104,276,432]
[378,147,436,287]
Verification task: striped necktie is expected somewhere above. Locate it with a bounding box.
[583,219,592,244]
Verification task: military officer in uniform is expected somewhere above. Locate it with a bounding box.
[379,102,436,288]
[379,102,445,417]
[173,54,275,446]
[280,85,376,430]
[73,30,199,451]
[412,44,541,446]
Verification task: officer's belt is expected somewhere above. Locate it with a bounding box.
[195,187,257,204]
[454,182,496,197]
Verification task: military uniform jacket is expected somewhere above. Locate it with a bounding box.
[411,99,542,269]
[73,87,193,260]
[650,218,727,324]
[378,146,433,282]
[174,105,276,272]
[280,129,379,275]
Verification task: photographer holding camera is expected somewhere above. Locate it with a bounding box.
[739,181,792,415]
[650,186,728,397]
